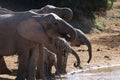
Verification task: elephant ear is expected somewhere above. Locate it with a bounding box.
[17,17,43,42]
[32,13,60,35]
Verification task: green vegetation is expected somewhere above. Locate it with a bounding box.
[94,21,106,31]
[107,0,114,10]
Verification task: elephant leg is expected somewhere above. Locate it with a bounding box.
[16,50,29,80]
[36,45,47,80]
[56,53,68,74]
[61,55,68,74]
[36,53,45,79]
[27,47,39,80]
[0,56,12,74]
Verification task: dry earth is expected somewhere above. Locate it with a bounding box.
[0,1,120,80]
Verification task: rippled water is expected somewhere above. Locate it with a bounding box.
[58,64,120,80]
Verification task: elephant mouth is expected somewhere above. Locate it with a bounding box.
[60,33,71,41]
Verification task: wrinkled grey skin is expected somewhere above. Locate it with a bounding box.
[0,12,76,80]
[37,37,80,79]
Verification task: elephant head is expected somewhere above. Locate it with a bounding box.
[31,5,73,21]
[17,13,76,43]
[71,29,92,63]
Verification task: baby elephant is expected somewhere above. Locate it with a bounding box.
[36,46,58,80]
[36,37,80,79]
[57,28,92,74]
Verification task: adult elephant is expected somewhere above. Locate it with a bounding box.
[0,12,76,80]
[36,37,80,79]
[0,5,74,75]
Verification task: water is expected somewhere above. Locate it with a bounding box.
[59,64,120,80]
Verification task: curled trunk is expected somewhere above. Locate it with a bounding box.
[70,49,80,67]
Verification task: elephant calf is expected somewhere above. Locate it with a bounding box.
[55,29,92,74]
[36,46,57,79]
[53,37,80,74]
[36,37,80,79]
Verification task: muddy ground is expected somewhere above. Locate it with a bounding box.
[0,1,120,80]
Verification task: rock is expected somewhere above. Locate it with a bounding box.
[104,55,109,58]
[97,48,101,51]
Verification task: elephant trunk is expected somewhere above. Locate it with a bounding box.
[85,39,92,63]
[70,49,80,67]
[80,36,92,63]
[61,8,73,21]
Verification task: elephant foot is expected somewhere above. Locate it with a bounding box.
[55,71,66,75]
[47,77,56,80]
[60,71,67,75]
[36,73,47,80]
[36,73,42,79]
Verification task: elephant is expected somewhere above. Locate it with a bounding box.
[36,45,58,80]
[0,12,76,80]
[0,5,74,76]
[56,28,92,74]
[36,37,80,79]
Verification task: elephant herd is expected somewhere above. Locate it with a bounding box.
[0,5,92,80]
